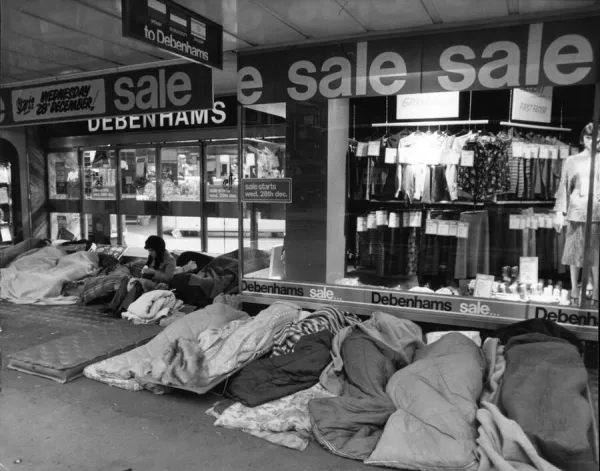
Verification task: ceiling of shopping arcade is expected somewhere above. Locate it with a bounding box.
[1,0,600,95]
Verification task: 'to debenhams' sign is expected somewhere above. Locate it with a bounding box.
[0,63,213,128]
[238,17,599,105]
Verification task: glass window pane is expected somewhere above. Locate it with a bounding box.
[83,213,125,245]
[83,149,117,200]
[160,147,201,202]
[48,152,79,199]
[122,214,156,248]
[50,212,81,240]
[120,148,156,201]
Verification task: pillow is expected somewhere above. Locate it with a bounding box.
[95,244,127,260]
[176,251,215,269]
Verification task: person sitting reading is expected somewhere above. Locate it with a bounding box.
[104,235,176,316]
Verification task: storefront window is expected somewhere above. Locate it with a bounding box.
[48,152,79,200]
[242,85,599,312]
[50,212,81,240]
[119,148,156,201]
[160,147,201,202]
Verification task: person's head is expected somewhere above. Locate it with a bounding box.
[580,122,600,152]
[144,235,166,268]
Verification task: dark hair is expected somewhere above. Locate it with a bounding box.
[580,122,595,145]
[144,235,166,269]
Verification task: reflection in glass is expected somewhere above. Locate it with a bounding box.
[83,149,117,200]
[160,147,201,201]
[83,213,126,245]
[119,148,156,201]
[50,212,81,240]
[48,152,80,200]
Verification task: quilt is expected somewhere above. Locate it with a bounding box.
[0,247,98,304]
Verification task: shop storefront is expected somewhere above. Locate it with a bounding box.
[236,14,600,340]
[43,95,285,254]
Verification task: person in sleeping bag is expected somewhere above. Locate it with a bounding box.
[103,235,176,316]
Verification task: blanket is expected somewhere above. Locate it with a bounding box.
[309,315,424,461]
[500,333,593,471]
[476,401,561,471]
[210,384,336,451]
[270,307,362,356]
[169,267,238,307]
[80,265,131,305]
[320,312,425,395]
[0,247,98,304]
[480,337,506,405]
[226,329,334,407]
[366,332,485,471]
[121,290,182,325]
[83,303,249,391]
[151,301,302,391]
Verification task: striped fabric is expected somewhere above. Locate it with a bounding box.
[80,265,130,305]
[270,307,362,357]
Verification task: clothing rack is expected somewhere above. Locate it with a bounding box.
[371,119,489,128]
[499,121,571,132]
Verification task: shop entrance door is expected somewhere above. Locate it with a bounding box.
[118,146,159,248]
[81,148,124,245]
[158,144,203,252]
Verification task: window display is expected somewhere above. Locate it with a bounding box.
[237,15,599,337]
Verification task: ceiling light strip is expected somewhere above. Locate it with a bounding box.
[248,0,311,40]
[420,0,443,24]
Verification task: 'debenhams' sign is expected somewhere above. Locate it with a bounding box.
[241,279,599,328]
[238,18,599,104]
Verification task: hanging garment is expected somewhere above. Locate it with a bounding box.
[455,210,491,279]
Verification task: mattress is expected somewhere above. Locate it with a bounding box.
[6,321,161,383]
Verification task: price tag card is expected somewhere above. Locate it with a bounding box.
[356,142,368,157]
[545,214,554,229]
[403,212,410,227]
[457,221,469,238]
[474,274,495,298]
[530,215,539,230]
[559,146,570,159]
[437,220,450,236]
[425,219,438,235]
[398,147,409,164]
[548,147,559,160]
[521,144,531,159]
[376,210,389,226]
[460,150,475,167]
[519,256,539,285]
[389,212,400,228]
[448,220,459,237]
[384,148,398,164]
[512,143,523,158]
[409,211,422,227]
[520,215,529,230]
[539,146,550,159]
[529,146,539,159]
[367,141,381,156]
[367,213,377,229]
[356,216,367,232]
[509,214,520,229]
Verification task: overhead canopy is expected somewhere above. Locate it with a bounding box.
[1,0,599,97]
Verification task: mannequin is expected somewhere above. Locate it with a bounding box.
[553,122,600,305]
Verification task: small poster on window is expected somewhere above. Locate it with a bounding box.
[56,161,67,195]
[0,187,8,205]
